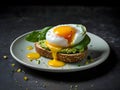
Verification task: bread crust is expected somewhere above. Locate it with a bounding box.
[35,42,87,63]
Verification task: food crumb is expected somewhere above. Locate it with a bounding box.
[70,85,78,90]
[74,85,78,90]
[24,76,28,81]
[16,68,22,72]
[11,63,15,67]
[70,85,73,88]
[75,85,78,88]
[3,55,8,59]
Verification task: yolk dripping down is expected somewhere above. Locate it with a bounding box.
[26,46,33,50]
[46,26,77,67]
[26,52,40,60]
[54,26,76,45]
[46,41,65,67]
[26,46,40,61]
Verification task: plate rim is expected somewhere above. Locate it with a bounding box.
[10,31,110,72]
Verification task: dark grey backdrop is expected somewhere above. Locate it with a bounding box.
[0,6,120,90]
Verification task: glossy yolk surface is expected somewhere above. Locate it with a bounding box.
[46,41,65,67]
[54,26,76,44]
[26,52,40,60]
[26,46,33,50]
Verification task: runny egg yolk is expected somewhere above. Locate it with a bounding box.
[26,52,40,60]
[46,41,65,67]
[26,46,33,50]
[54,26,76,45]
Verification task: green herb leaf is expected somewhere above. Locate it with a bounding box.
[38,26,53,40]
[25,26,53,42]
[25,31,40,42]
[77,64,81,66]
[74,34,91,50]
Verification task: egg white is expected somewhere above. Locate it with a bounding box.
[46,24,86,47]
[46,29,68,47]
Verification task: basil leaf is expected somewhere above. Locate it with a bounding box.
[74,35,91,50]
[25,31,40,42]
[38,26,53,40]
[25,26,53,42]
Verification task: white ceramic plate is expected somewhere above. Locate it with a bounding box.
[10,32,110,72]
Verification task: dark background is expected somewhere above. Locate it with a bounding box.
[0,1,120,90]
[0,0,120,6]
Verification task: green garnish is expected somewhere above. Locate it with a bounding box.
[25,31,40,42]
[37,60,40,64]
[11,63,15,67]
[74,35,90,51]
[25,26,53,42]
[77,64,81,67]
[24,76,28,81]
[16,68,22,72]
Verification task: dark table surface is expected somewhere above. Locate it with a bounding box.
[0,6,120,90]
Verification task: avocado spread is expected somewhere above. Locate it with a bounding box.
[39,35,90,54]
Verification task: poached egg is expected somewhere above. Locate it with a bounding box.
[46,24,86,67]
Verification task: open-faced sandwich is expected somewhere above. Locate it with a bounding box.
[26,24,91,67]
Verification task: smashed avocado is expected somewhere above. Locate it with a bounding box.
[39,35,90,54]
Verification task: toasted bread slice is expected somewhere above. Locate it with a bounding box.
[35,42,87,63]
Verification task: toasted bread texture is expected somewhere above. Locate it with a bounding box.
[35,42,87,63]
